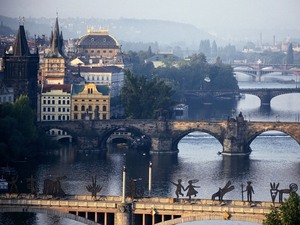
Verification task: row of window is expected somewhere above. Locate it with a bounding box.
[84,50,113,54]
[48,130,68,136]
[73,113,107,120]
[73,105,107,112]
[43,96,69,99]
[43,107,70,112]
[85,76,110,81]
[42,115,70,121]
[43,100,70,105]
[0,96,13,103]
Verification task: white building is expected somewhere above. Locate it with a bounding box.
[39,84,72,121]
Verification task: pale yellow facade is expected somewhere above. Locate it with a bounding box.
[40,57,65,84]
[71,83,110,120]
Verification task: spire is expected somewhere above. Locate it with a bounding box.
[48,14,65,58]
[13,24,30,56]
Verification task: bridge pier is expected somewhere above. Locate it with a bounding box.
[222,113,252,156]
[150,136,176,154]
[115,203,132,225]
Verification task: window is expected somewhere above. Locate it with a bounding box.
[43,115,46,120]
[43,107,46,112]
[48,100,51,104]
[52,100,55,104]
[52,107,55,112]
[58,115,61,120]
[88,105,92,111]
[43,100,46,104]
[74,114,78,120]
[103,106,107,111]
[103,114,107,120]
[81,105,85,111]
[58,100,61,104]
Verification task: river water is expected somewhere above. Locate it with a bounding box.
[1,79,300,225]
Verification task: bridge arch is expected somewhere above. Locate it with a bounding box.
[98,126,150,150]
[155,214,262,225]
[0,206,99,225]
[247,129,300,147]
[171,129,223,152]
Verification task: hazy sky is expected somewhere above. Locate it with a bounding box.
[1,0,299,31]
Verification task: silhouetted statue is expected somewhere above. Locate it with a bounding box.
[86,176,102,200]
[185,179,200,201]
[270,182,280,204]
[243,181,254,202]
[170,179,184,199]
[212,181,235,201]
[9,176,19,194]
[43,176,67,197]
[278,183,298,203]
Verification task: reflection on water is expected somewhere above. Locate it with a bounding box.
[1,81,300,225]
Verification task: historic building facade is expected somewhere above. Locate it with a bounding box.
[71,83,110,120]
[2,24,39,109]
[74,28,124,68]
[39,84,72,121]
[39,16,66,85]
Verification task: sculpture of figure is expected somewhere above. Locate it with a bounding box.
[212,181,235,201]
[86,176,102,200]
[243,181,254,202]
[9,176,19,194]
[170,179,184,199]
[278,183,298,203]
[270,182,280,204]
[43,175,66,197]
[185,179,200,201]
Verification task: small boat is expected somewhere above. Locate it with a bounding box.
[0,178,8,193]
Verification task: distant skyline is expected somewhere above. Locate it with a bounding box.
[1,0,300,41]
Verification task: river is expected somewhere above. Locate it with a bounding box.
[1,79,300,225]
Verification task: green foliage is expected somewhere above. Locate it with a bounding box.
[0,96,56,163]
[263,192,300,225]
[121,70,175,119]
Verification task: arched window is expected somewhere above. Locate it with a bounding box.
[81,105,85,111]
[74,105,78,111]
[103,106,107,111]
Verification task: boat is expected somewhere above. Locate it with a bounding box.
[0,178,8,194]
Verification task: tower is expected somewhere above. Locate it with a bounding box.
[40,15,66,85]
[3,22,39,110]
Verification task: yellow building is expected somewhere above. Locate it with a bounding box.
[71,83,110,120]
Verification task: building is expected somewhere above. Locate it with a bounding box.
[71,83,110,120]
[69,65,124,97]
[145,52,180,68]
[2,23,39,109]
[0,80,14,103]
[39,84,72,121]
[74,28,124,68]
[39,16,66,85]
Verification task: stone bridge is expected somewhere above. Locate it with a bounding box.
[185,88,300,106]
[0,194,280,225]
[37,115,300,155]
[239,88,300,105]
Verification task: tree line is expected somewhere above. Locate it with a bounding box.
[0,96,58,164]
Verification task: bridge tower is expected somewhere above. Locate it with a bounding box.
[223,113,251,155]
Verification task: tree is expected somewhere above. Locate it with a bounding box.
[263,192,300,225]
[0,96,57,163]
[286,43,294,64]
[121,70,175,119]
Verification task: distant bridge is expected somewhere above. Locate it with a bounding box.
[185,87,300,105]
[231,63,300,81]
[0,194,280,225]
[37,116,300,154]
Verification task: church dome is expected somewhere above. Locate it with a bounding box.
[77,29,119,49]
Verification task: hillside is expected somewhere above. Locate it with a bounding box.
[0,15,215,50]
